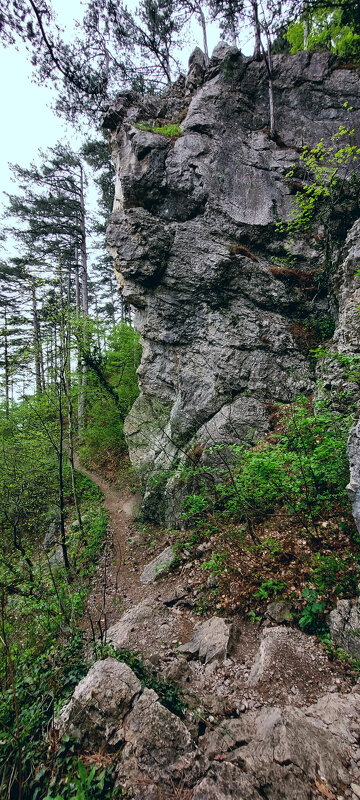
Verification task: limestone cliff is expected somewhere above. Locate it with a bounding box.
[104,46,360,523]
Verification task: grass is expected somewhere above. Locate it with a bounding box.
[134,122,183,138]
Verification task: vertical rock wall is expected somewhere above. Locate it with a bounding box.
[104,47,360,523]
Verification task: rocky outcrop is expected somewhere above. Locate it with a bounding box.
[104,47,360,523]
[54,657,360,799]
[329,596,360,658]
[199,690,360,800]
[54,658,141,749]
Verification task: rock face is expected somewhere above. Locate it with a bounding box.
[348,419,360,535]
[199,691,360,800]
[104,47,360,523]
[329,596,360,658]
[55,657,360,799]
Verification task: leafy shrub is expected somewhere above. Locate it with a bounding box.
[253,578,287,600]
[299,587,327,633]
[311,552,359,596]
[179,396,354,539]
[201,551,229,576]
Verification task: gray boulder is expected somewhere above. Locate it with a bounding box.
[54,658,141,750]
[140,546,177,584]
[266,600,293,624]
[179,616,233,663]
[117,688,198,788]
[329,596,360,658]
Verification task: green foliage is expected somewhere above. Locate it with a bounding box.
[44,753,115,800]
[299,587,327,632]
[80,323,141,465]
[276,121,360,239]
[134,122,183,138]
[248,611,261,624]
[311,552,359,595]
[0,635,89,800]
[182,491,211,521]
[305,316,336,342]
[249,537,283,558]
[178,396,354,539]
[286,10,360,58]
[313,348,360,383]
[254,578,287,600]
[0,390,109,798]
[201,551,229,576]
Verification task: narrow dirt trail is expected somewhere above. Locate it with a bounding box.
[74,455,145,631]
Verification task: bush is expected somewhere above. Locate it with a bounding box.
[179,396,354,539]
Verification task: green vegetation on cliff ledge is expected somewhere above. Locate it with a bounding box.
[175,396,359,627]
[133,122,183,138]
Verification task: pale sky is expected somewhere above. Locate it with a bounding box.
[0,1,251,230]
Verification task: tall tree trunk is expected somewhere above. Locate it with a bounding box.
[79,167,88,320]
[31,283,43,396]
[78,165,89,440]
[304,17,310,48]
[74,246,81,315]
[57,264,72,576]
[266,31,275,138]
[229,18,237,47]
[58,381,71,577]
[3,307,9,418]
[61,266,84,537]
[164,48,172,84]
[251,0,261,59]
[198,5,209,63]
[261,29,275,138]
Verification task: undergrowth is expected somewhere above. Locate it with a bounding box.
[0,473,109,800]
[173,395,360,630]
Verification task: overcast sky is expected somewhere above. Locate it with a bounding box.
[0,1,252,241]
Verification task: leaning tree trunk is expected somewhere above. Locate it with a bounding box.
[198,5,209,64]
